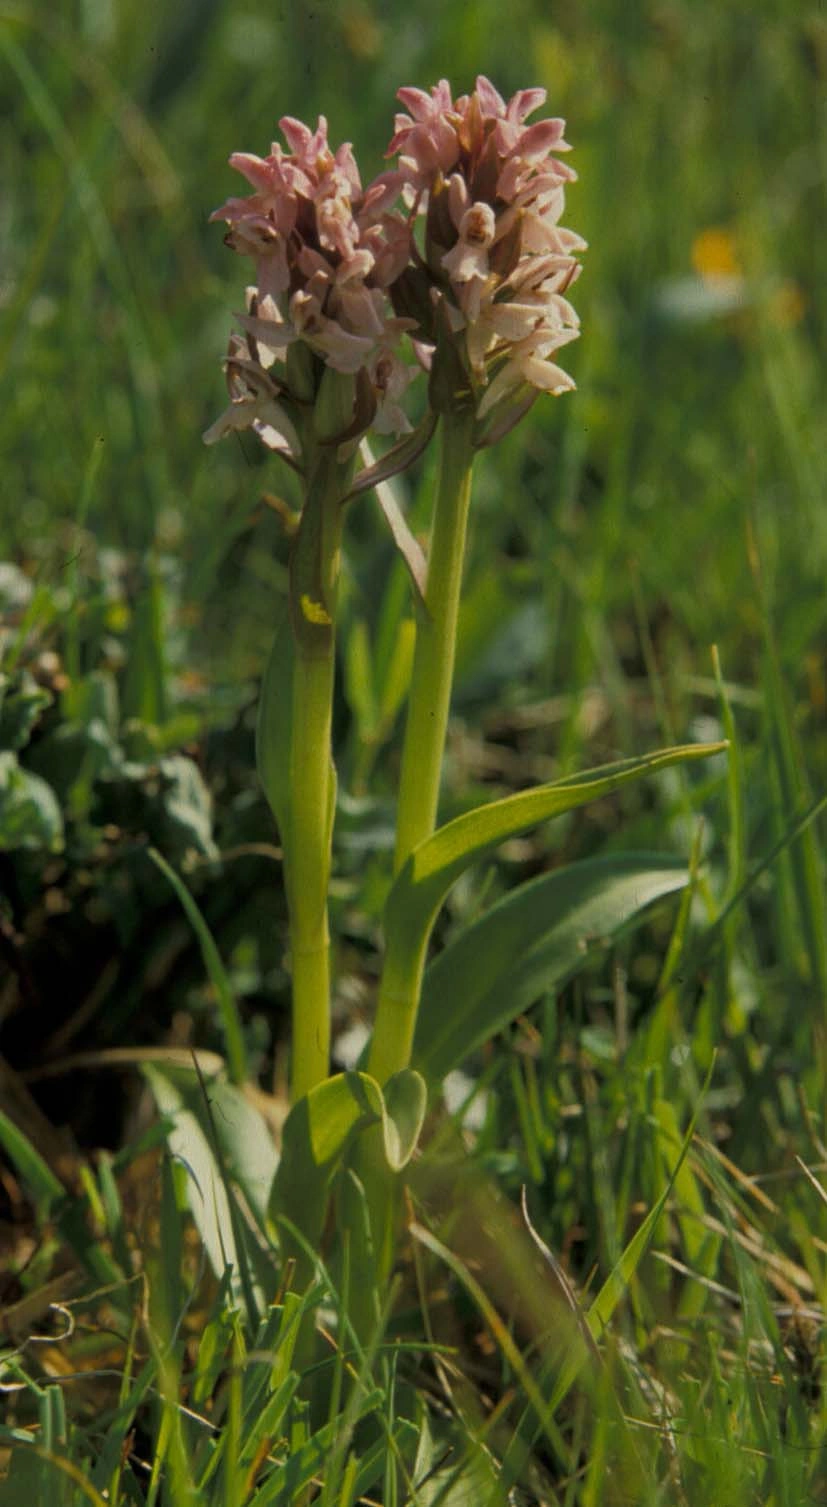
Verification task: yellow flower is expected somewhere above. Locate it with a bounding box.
[691,227,741,281]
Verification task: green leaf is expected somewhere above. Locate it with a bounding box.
[271,1069,426,1249]
[149,848,247,1085]
[0,751,63,852]
[413,1446,502,1507]
[383,742,726,1021]
[414,854,689,1079]
[0,1109,66,1209]
[382,1069,427,1171]
[0,1112,121,1289]
[144,1066,278,1317]
[152,755,217,861]
[149,1064,278,1231]
[143,1064,251,1295]
[0,670,51,751]
[62,669,119,735]
[24,719,122,810]
[143,753,215,862]
[247,1393,386,1506]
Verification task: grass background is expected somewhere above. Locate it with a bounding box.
[2,0,827,1502]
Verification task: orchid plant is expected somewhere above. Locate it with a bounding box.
[205,77,723,1308]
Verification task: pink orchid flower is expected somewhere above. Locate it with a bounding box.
[208,113,419,452]
[387,75,586,417]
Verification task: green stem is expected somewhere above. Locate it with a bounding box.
[286,454,346,1102]
[366,941,429,1090]
[368,409,475,1087]
[392,409,476,875]
[288,649,335,1101]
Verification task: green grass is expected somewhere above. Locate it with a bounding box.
[2,0,827,1502]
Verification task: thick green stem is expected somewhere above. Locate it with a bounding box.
[288,646,335,1101]
[366,942,428,1089]
[392,409,476,876]
[368,410,475,1087]
[286,454,346,1102]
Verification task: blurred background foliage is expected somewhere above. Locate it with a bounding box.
[1,0,825,1139]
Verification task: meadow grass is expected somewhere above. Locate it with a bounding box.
[1,1,826,1502]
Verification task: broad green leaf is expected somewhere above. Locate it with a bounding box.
[143,1065,245,1295]
[153,755,217,861]
[271,1069,426,1249]
[413,1443,502,1507]
[414,854,689,1079]
[383,742,726,1025]
[0,670,51,751]
[150,1063,278,1229]
[382,1069,427,1171]
[24,719,121,808]
[145,1063,280,1314]
[0,752,63,852]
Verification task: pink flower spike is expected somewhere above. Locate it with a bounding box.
[209,106,422,449]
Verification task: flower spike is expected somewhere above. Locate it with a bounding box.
[386,75,585,429]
